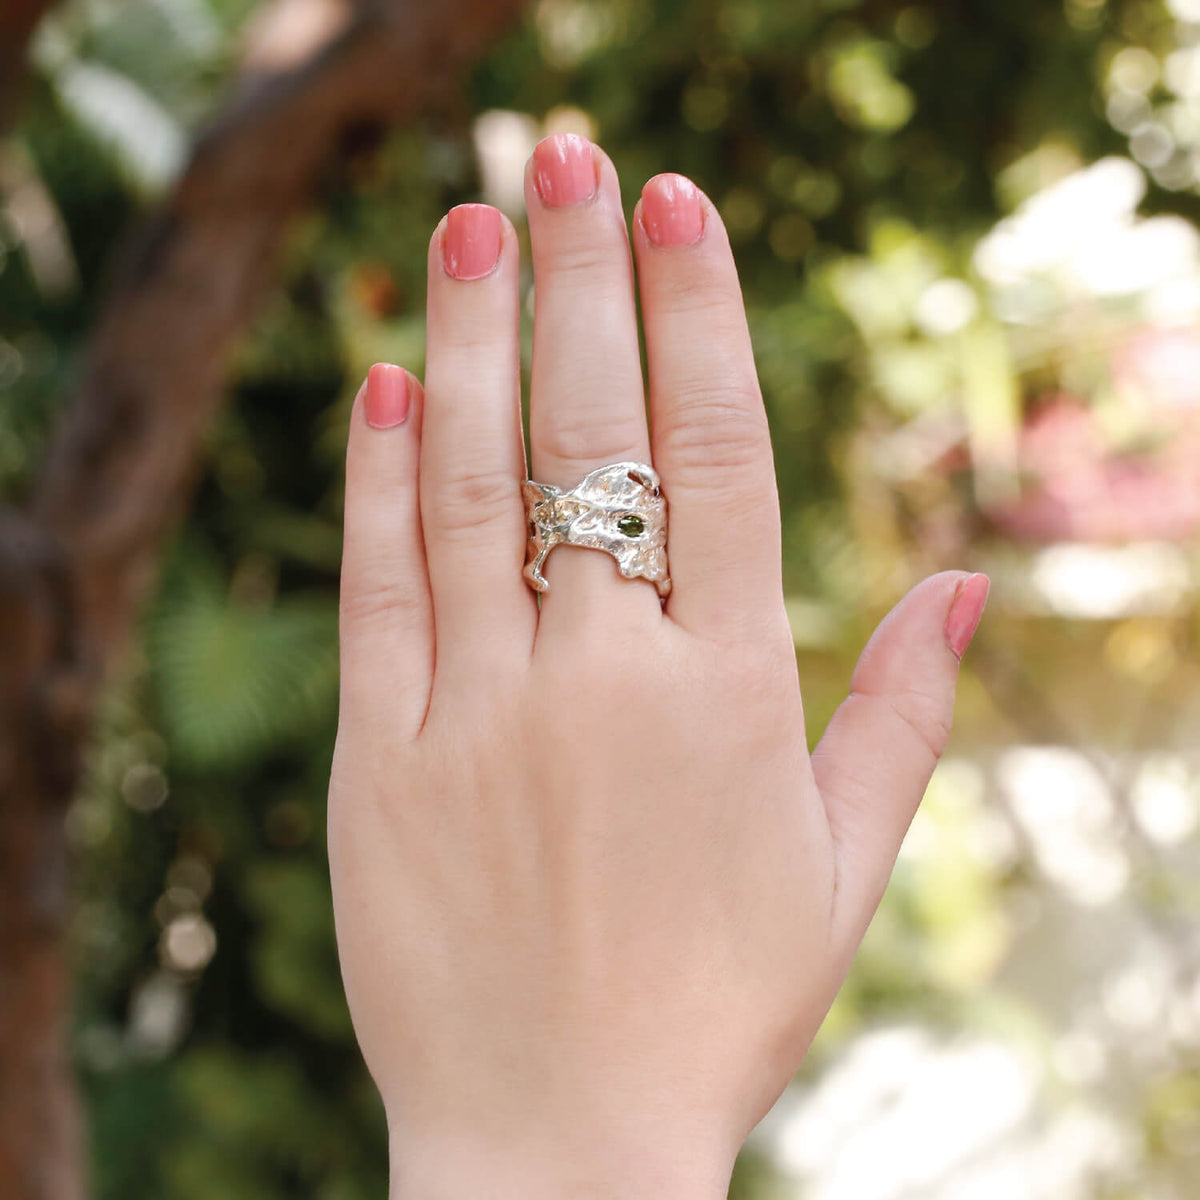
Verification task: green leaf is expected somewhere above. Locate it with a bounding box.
[149,570,338,769]
[243,861,353,1040]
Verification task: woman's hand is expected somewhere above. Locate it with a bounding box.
[328,134,987,1200]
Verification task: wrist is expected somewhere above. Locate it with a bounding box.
[388,1121,737,1200]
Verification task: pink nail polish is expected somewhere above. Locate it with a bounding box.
[945,573,990,659]
[640,173,704,246]
[443,204,502,280]
[364,363,410,429]
[532,133,597,207]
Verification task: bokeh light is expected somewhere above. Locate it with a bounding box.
[5,1,1200,1198]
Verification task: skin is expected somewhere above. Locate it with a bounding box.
[329,137,986,1199]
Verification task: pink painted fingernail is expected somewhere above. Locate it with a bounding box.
[364,363,410,429]
[443,204,502,280]
[945,573,989,659]
[532,133,597,207]
[640,173,704,246]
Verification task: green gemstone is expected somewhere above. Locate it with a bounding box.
[617,514,645,538]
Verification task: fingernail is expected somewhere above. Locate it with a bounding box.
[442,204,502,280]
[364,362,410,429]
[532,133,597,207]
[945,573,990,659]
[640,173,704,246]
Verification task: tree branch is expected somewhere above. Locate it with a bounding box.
[0,2,529,1196]
[0,0,54,132]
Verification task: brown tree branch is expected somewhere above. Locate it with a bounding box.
[0,2,529,1196]
[0,0,55,131]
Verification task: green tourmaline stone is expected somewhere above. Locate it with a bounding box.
[617,514,645,538]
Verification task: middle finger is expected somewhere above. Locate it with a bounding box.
[525,134,660,626]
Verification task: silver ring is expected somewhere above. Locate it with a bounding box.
[522,462,671,597]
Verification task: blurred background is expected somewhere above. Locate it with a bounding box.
[4,0,1200,1196]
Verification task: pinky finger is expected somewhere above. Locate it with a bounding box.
[339,363,435,741]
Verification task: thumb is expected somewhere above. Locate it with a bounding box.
[811,570,989,950]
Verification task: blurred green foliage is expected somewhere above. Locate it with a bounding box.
[4,0,1200,1196]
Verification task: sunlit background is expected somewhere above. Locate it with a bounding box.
[4,0,1200,1197]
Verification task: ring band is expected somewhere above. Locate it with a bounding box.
[522,462,671,597]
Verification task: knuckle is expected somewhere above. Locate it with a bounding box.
[537,230,626,281]
[854,686,953,764]
[655,270,741,322]
[660,381,770,471]
[340,575,427,630]
[429,311,510,357]
[423,467,518,536]
[535,409,646,473]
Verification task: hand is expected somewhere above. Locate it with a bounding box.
[328,133,988,1199]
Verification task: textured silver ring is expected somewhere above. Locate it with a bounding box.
[522,461,671,597]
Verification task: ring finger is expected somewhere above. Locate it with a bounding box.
[525,134,660,628]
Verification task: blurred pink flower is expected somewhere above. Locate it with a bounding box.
[987,392,1200,541]
[1112,325,1200,410]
